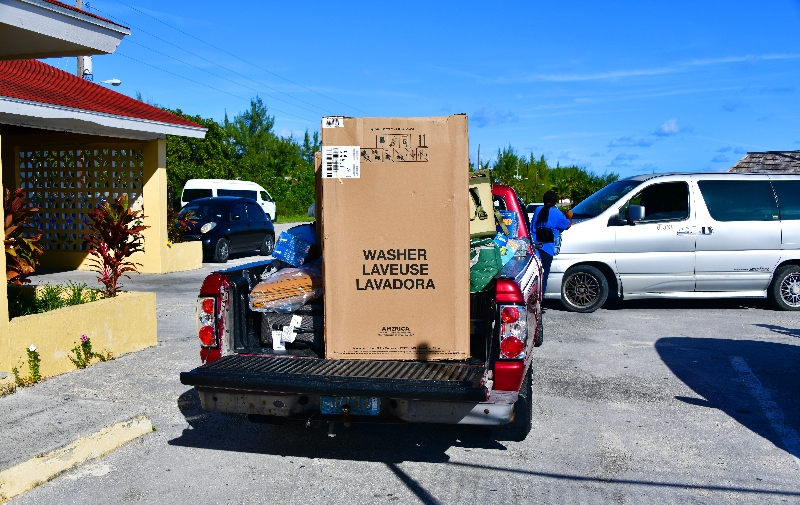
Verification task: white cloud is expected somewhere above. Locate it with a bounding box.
[711,154,730,163]
[654,119,692,137]
[609,135,655,147]
[610,153,639,167]
[717,146,732,152]
[472,104,519,128]
[722,102,743,112]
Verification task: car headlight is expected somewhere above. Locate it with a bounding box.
[200,222,217,234]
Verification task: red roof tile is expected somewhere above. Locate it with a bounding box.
[0,59,202,129]
[41,0,128,29]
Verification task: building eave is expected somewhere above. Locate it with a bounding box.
[0,0,129,59]
[0,96,207,140]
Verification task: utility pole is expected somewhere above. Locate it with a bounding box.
[76,0,84,77]
[477,144,481,171]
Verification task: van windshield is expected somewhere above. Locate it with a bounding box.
[571,180,643,219]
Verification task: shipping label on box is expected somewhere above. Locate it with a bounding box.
[319,115,470,361]
[321,146,360,179]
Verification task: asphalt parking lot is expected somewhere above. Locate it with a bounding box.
[8,247,800,504]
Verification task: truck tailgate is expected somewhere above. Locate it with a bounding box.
[180,355,487,402]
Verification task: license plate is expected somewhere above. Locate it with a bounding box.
[320,396,380,416]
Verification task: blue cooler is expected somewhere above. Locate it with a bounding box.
[273,231,313,267]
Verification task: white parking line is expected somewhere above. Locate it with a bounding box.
[730,356,800,471]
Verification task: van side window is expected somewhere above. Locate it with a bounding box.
[698,180,779,222]
[260,191,272,202]
[771,181,800,220]
[620,182,689,223]
[219,189,258,200]
[182,189,212,202]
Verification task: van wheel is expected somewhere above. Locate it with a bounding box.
[213,238,230,263]
[260,234,275,256]
[561,265,608,313]
[495,367,532,442]
[770,265,800,311]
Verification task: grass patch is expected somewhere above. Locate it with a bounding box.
[276,214,314,224]
[9,282,104,319]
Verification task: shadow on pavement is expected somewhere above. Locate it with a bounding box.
[753,323,800,339]
[543,297,772,313]
[656,337,800,463]
[170,389,507,464]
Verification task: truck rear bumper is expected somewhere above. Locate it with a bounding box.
[196,389,513,426]
[180,355,488,402]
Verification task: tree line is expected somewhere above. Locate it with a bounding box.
[164,98,617,218]
[164,96,318,218]
[477,145,619,206]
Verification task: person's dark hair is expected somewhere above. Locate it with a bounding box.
[536,191,558,226]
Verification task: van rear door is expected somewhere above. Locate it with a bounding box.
[694,177,782,292]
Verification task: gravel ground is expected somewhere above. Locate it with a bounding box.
[8,248,800,504]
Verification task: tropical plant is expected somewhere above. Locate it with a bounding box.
[82,195,149,297]
[167,209,197,244]
[4,188,43,285]
[12,344,41,386]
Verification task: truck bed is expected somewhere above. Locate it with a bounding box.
[180,355,487,402]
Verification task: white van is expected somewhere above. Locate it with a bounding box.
[546,173,800,312]
[181,179,277,221]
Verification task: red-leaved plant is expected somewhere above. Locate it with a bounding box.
[82,195,149,297]
[4,188,44,285]
[167,208,197,244]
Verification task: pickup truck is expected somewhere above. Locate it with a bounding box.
[180,184,543,441]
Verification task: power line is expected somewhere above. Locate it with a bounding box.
[109,0,370,115]
[90,5,334,116]
[125,39,327,117]
[115,53,315,123]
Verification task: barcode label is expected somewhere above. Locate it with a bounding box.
[322,146,360,178]
[322,117,344,128]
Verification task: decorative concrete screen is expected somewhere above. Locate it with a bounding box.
[17,146,144,251]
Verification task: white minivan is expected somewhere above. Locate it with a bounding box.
[181,179,277,221]
[547,173,800,312]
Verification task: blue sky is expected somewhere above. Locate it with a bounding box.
[45,0,800,177]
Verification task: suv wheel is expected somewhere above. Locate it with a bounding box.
[213,238,230,263]
[770,265,800,311]
[561,265,608,313]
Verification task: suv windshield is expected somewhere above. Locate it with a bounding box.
[571,179,643,218]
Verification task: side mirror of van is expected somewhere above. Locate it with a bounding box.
[628,205,646,223]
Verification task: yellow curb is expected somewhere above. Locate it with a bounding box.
[0,415,152,503]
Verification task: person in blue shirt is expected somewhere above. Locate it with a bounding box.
[531,191,573,296]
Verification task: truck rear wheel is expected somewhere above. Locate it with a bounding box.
[495,367,532,442]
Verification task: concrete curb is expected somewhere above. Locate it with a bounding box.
[0,414,152,503]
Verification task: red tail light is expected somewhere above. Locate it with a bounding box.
[197,297,217,348]
[498,304,528,359]
[500,335,525,359]
[501,306,519,323]
[198,325,215,346]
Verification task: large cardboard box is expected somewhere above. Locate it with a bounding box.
[319,115,470,360]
